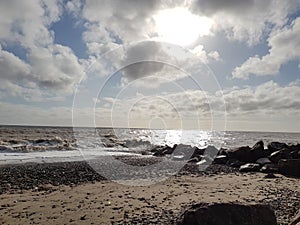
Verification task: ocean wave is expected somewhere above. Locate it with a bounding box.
[0,136,76,153]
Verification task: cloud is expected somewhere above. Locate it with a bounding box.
[191,44,221,63]
[191,0,299,45]
[28,44,84,93]
[223,81,300,116]
[0,0,85,100]
[81,0,160,48]
[91,79,300,130]
[191,0,255,15]
[0,45,31,81]
[2,79,300,131]
[233,17,300,79]
[116,41,218,88]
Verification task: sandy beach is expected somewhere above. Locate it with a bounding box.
[0,159,299,225]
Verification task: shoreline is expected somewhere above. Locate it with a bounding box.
[0,157,299,224]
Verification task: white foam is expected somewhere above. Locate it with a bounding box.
[0,148,137,165]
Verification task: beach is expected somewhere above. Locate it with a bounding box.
[1,127,300,224]
[0,158,299,225]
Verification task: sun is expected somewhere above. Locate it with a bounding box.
[153,7,213,46]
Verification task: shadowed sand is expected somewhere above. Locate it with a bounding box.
[0,171,299,225]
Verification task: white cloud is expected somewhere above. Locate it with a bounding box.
[91,80,300,130]
[191,44,221,63]
[191,0,300,45]
[0,0,85,100]
[65,0,82,16]
[28,44,84,93]
[233,17,300,79]
[0,45,31,81]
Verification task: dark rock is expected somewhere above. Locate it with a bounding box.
[213,155,228,165]
[239,163,261,172]
[152,144,200,159]
[290,150,300,159]
[226,159,245,168]
[190,147,205,158]
[225,141,268,163]
[217,148,227,156]
[268,142,288,153]
[152,145,175,156]
[269,149,291,163]
[260,163,278,173]
[289,209,300,225]
[176,202,277,225]
[256,157,272,165]
[288,144,300,152]
[80,215,87,220]
[278,159,300,177]
[225,146,251,161]
[264,173,277,179]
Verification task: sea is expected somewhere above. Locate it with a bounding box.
[1,125,300,165]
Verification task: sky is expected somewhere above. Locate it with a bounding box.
[0,0,300,132]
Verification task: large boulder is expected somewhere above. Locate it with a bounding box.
[269,149,292,163]
[268,142,288,153]
[278,159,300,177]
[177,202,277,225]
[226,141,268,163]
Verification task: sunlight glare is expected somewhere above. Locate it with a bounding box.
[153,7,213,46]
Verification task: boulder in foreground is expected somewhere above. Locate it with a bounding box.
[177,202,277,225]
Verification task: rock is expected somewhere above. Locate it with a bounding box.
[290,150,300,159]
[213,155,228,165]
[176,202,277,225]
[278,159,300,177]
[260,163,278,173]
[80,215,87,220]
[225,141,268,163]
[239,163,261,172]
[264,173,277,179]
[288,144,300,152]
[173,144,198,159]
[268,142,288,153]
[152,145,175,156]
[290,209,300,225]
[226,146,251,162]
[217,148,227,156]
[256,157,272,165]
[226,159,244,168]
[269,149,291,163]
[190,147,206,158]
